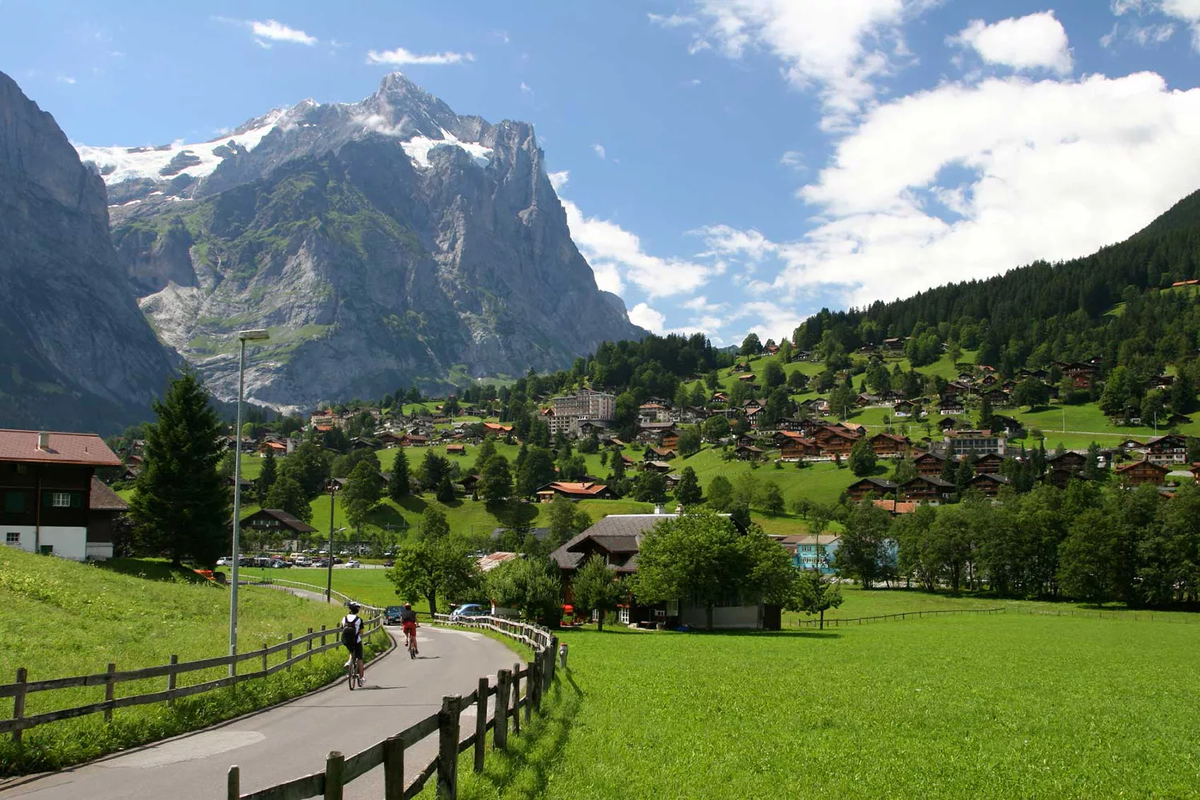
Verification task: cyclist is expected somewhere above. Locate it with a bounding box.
[399,602,419,656]
[340,602,365,685]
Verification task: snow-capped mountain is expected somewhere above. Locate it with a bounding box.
[77,73,646,409]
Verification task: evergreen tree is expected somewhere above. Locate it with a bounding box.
[473,435,498,475]
[281,440,331,497]
[436,475,456,503]
[388,448,411,501]
[130,373,230,567]
[517,446,557,497]
[977,395,994,431]
[264,475,313,524]
[674,466,703,507]
[706,475,734,511]
[256,447,279,501]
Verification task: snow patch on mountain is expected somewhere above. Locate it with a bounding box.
[75,109,285,185]
[401,129,492,169]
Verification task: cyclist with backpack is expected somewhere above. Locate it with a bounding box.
[399,602,419,656]
[341,602,365,687]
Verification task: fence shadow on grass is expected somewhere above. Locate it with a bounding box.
[466,673,581,800]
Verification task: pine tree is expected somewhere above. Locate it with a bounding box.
[674,466,703,506]
[388,448,411,501]
[256,447,278,501]
[130,373,230,567]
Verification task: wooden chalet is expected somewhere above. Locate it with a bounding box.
[1048,451,1087,472]
[913,450,947,476]
[536,481,617,502]
[1145,434,1188,465]
[969,473,1012,497]
[869,432,909,458]
[814,425,860,457]
[1115,459,1170,487]
[973,453,1006,474]
[734,444,765,461]
[846,476,897,501]
[776,431,821,460]
[901,475,954,503]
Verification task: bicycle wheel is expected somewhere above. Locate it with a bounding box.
[347,661,356,690]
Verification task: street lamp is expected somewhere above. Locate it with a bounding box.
[229,329,269,671]
[326,477,346,603]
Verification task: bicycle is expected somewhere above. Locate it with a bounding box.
[347,656,363,689]
[404,624,419,659]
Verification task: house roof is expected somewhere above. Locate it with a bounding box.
[905,475,954,488]
[242,508,318,533]
[0,429,122,467]
[89,477,128,511]
[778,533,841,546]
[852,476,897,490]
[538,481,611,497]
[477,552,520,573]
[1116,460,1169,474]
[874,499,917,514]
[550,514,678,571]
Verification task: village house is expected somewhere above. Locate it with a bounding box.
[874,499,917,516]
[869,432,909,458]
[240,508,318,550]
[1,430,126,561]
[779,533,840,574]
[972,453,1006,474]
[734,444,765,461]
[893,400,918,418]
[813,425,861,457]
[1144,434,1188,465]
[939,397,966,415]
[969,473,1012,498]
[536,481,617,502]
[638,403,672,425]
[913,450,948,476]
[944,429,1007,458]
[901,475,954,504]
[1115,459,1170,487]
[776,431,821,460]
[550,514,783,630]
[846,476,897,501]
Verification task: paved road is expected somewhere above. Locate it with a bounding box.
[0,626,518,800]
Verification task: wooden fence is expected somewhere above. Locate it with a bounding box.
[228,616,558,800]
[796,607,1005,627]
[2,597,382,743]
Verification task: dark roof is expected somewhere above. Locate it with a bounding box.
[549,514,678,571]
[852,477,897,490]
[242,508,318,533]
[905,475,954,488]
[89,477,128,511]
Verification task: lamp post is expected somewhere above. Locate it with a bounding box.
[326,478,345,603]
[229,329,269,671]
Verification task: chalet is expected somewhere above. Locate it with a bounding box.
[643,460,674,473]
[839,422,869,437]
[637,422,679,445]
[990,415,1024,438]
[969,473,1012,498]
[638,403,672,424]
[378,431,405,448]
[869,432,909,458]
[744,406,764,428]
[400,434,429,447]
[1055,361,1098,390]
[348,437,378,452]
[1145,434,1188,465]
[893,400,918,418]
[846,476,897,501]
[258,440,288,456]
[776,431,821,460]
[980,388,1010,406]
[241,508,319,540]
[939,397,966,415]
[883,337,905,352]
[711,392,730,405]
[973,453,1006,474]
[734,444,765,461]
[445,444,466,456]
[459,474,482,495]
[813,426,860,457]
[1115,460,1170,487]
[901,475,954,504]
[1191,462,1200,484]
[535,481,617,502]
[857,392,879,407]
[736,373,758,384]
[1118,438,1145,452]
[645,446,677,461]
[550,514,782,629]
[913,450,948,476]
[1046,467,1085,489]
[937,417,959,433]
[1048,451,1087,472]
[482,423,514,436]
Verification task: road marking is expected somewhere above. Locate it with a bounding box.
[101,731,265,769]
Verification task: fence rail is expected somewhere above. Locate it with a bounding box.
[230,616,559,800]
[796,607,1006,628]
[3,593,381,742]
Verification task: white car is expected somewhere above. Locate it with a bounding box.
[344,560,361,569]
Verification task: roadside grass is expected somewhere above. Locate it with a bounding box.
[232,566,401,610]
[539,614,1200,799]
[0,548,385,775]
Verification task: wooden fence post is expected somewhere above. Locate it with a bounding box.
[324,751,345,800]
[227,765,240,800]
[167,655,178,707]
[510,663,521,735]
[286,633,293,670]
[528,659,540,715]
[548,636,558,686]
[307,627,314,654]
[473,677,488,773]
[494,670,510,750]
[261,643,268,674]
[320,624,327,649]
[104,662,116,722]
[437,695,461,799]
[383,736,405,800]
[12,668,27,744]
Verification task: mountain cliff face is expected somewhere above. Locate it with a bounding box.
[0,71,177,432]
[81,74,646,410]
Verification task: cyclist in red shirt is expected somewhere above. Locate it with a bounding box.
[399,603,418,655]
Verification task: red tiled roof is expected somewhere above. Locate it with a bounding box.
[542,481,610,497]
[0,429,121,467]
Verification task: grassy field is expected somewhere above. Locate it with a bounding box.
[524,610,1200,799]
[0,548,386,774]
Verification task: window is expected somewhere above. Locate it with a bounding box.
[617,606,630,624]
[43,491,82,509]
[51,492,71,508]
[3,491,26,513]
[5,532,19,546]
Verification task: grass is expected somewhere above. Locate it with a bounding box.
[532,609,1200,799]
[0,548,386,775]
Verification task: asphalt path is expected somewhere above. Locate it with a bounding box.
[0,626,519,800]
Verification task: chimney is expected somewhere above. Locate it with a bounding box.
[653,503,665,515]
[37,431,49,451]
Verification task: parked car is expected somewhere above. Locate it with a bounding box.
[384,605,405,625]
[313,558,330,567]
[345,560,361,569]
[216,557,232,567]
[450,603,487,621]
[270,559,291,569]
[384,560,395,568]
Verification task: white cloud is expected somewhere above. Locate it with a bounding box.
[1130,22,1177,44]
[366,47,474,66]
[949,12,1073,75]
[729,301,806,343]
[763,72,1200,310]
[520,82,533,95]
[559,196,715,298]
[695,224,779,262]
[648,13,700,28]
[690,0,933,130]
[629,303,668,333]
[1112,0,1150,12]
[547,170,570,191]
[592,143,606,159]
[780,150,805,171]
[250,19,317,46]
[56,75,76,85]
[1113,0,1200,49]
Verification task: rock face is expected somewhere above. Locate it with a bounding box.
[82,73,646,409]
[0,71,177,432]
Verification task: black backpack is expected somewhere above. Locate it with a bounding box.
[341,615,360,644]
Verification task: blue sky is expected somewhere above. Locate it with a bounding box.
[5,0,1200,346]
